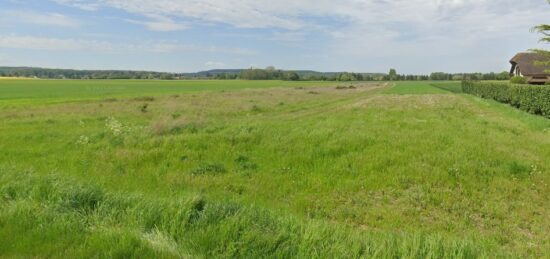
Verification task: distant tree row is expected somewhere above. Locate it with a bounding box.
[0,66,512,81]
[0,67,178,80]
[427,71,510,81]
[237,67,300,81]
[214,68,511,82]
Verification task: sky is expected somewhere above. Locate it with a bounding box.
[0,0,548,74]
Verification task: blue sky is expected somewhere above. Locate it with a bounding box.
[0,0,548,73]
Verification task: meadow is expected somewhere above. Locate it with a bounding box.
[1,79,549,258]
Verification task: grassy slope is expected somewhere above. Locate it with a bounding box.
[1,80,549,258]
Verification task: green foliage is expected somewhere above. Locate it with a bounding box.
[239,67,302,81]
[430,72,452,81]
[389,68,397,81]
[388,68,397,81]
[462,81,550,118]
[0,67,177,80]
[530,1,550,71]
[337,72,363,81]
[510,76,527,84]
[282,71,300,81]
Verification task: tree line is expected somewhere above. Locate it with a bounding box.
[0,67,177,80]
[0,66,512,81]
[216,68,511,81]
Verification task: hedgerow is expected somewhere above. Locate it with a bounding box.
[462,81,550,118]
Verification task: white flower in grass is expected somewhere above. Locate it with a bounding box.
[76,135,90,145]
[106,117,124,136]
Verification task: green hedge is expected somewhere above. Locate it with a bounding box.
[462,81,550,118]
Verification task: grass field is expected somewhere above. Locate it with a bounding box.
[1,80,549,258]
[0,80,337,105]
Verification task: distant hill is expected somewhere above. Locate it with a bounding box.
[188,69,385,78]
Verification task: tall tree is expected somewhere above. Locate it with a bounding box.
[388,68,397,81]
[531,0,550,71]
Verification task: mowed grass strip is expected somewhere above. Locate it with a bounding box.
[1,81,549,257]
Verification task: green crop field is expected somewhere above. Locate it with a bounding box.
[1,79,549,258]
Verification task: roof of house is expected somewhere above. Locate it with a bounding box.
[510,52,550,76]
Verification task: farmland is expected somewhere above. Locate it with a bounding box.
[1,80,549,258]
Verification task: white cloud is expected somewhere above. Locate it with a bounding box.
[51,0,548,31]
[23,0,550,72]
[269,32,306,43]
[53,0,101,11]
[50,0,549,47]
[0,35,113,51]
[0,10,80,28]
[125,15,188,32]
[0,35,256,55]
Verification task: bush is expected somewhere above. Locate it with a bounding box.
[510,76,527,84]
[462,81,550,118]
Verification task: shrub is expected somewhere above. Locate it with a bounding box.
[510,76,527,84]
[461,81,510,103]
[462,81,550,118]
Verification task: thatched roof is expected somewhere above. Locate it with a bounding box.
[510,52,550,76]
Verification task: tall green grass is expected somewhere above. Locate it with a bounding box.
[0,169,496,258]
[1,81,549,257]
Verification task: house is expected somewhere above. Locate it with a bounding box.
[509,52,550,84]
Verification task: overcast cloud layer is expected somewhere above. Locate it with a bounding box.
[0,0,548,73]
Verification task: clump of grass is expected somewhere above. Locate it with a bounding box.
[191,163,227,175]
[235,155,258,170]
[150,119,170,136]
[336,85,356,90]
[133,96,155,102]
[149,118,193,136]
[171,122,200,135]
[140,103,149,113]
[64,185,105,213]
[250,105,263,112]
[171,112,182,119]
[508,161,531,178]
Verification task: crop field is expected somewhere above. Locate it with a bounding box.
[1,80,549,258]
